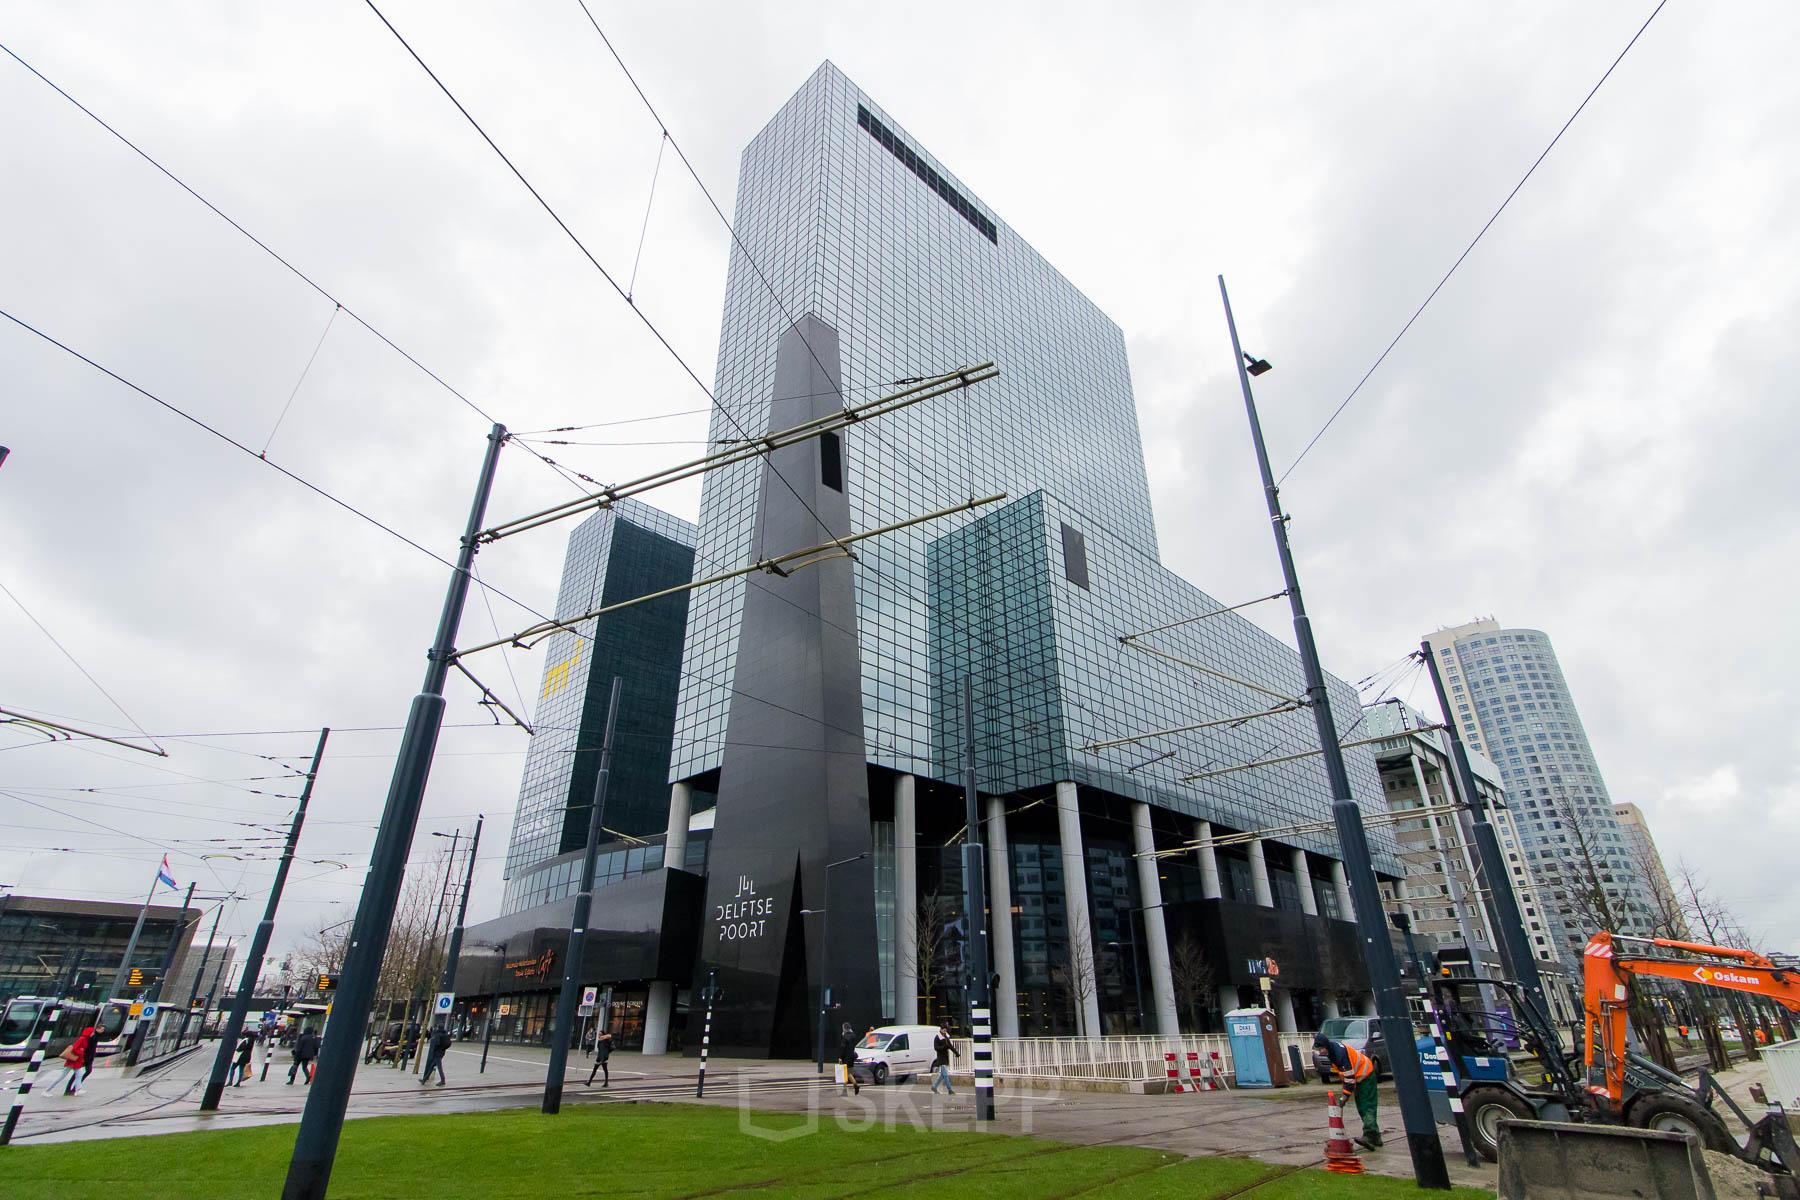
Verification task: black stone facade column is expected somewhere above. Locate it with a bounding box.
[695,316,879,1058]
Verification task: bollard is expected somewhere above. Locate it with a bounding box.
[1,1004,61,1145]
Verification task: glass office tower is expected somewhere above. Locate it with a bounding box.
[499,498,697,916]
[668,63,1402,1048]
[673,62,1159,785]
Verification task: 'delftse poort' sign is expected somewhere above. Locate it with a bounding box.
[716,875,773,942]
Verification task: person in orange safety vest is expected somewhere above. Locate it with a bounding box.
[1315,1033,1381,1149]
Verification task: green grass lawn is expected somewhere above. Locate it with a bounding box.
[3,1103,1493,1199]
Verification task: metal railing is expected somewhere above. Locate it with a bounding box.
[944,1031,1323,1082]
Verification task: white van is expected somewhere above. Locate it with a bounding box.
[854,1024,941,1085]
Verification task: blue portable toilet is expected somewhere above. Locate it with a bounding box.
[1226,1007,1283,1088]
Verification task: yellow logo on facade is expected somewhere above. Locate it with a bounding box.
[541,641,583,699]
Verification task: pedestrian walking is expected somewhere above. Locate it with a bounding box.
[228,1028,255,1086]
[835,1023,861,1097]
[929,1024,959,1095]
[288,1027,321,1085]
[585,1030,614,1087]
[420,1026,453,1087]
[1314,1033,1382,1150]
[49,1028,95,1097]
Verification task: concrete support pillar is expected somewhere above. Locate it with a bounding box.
[1323,993,1342,1020]
[1247,839,1274,908]
[642,980,674,1055]
[986,795,1019,1039]
[1130,802,1180,1036]
[1331,859,1355,922]
[1054,781,1102,1038]
[894,774,918,1026]
[1292,847,1318,916]
[1274,988,1297,1032]
[1194,820,1222,900]
[665,781,692,870]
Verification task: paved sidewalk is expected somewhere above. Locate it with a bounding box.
[1,1038,810,1145]
[4,1040,1496,1189]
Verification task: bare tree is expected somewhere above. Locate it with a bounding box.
[1677,863,1772,1063]
[1054,909,1098,1037]
[1169,932,1216,1033]
[275,915,352,996]
[1546,789,1674,1068]
[914,891,960,1026]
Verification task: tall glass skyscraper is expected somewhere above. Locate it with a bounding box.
[673,63,1160,785]
[668,63,1401,1052]
[1424,618,1653,967]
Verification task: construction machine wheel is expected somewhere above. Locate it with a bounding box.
[1464,1085,1536,1162]
[1627,1092,1737,1153]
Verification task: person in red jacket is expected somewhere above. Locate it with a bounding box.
[52,1027,96,1096]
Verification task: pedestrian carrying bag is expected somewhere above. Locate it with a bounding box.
[835,1063,849,1086]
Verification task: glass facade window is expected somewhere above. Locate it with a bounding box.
[673,62,1161,788]
[1431,621,1653,970]
[928,492,1398,868]
[500,500,697,917]
[0,899,196,1004]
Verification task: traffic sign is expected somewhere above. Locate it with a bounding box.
[141,1003,159,1020]
[581,986,598,1007]
[434,992,455,1016]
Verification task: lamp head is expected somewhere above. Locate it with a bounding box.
[1243,353,1272,377]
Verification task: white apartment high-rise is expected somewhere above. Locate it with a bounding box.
[1424,618,1653,968]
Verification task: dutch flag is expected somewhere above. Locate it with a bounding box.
[156,855,178,891]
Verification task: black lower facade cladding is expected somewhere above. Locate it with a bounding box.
[452,869,703,1051]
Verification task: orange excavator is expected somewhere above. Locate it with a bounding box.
[1430,930,1800,1182]
[1579,930,1800,1182]
[1585,930,1800,1114]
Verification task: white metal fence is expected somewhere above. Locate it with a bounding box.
[1763,1038,1800,1111]
[948,1032,1321,1082]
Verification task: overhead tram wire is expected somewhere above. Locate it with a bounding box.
[0,579,166,755]
[570,2,856,403]
[1277,0,1672,484]
[0,307,568,633]
[261,304,341,458]
[361,2,847,559]
[0,40,609,502]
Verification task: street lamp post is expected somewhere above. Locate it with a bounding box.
[436,816,483,1031]
[543,676,623,1115]
[807,852,869,1075]
[1218,277,1449,1189]
[800,907,829,1074]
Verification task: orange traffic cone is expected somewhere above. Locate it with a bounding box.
[1324,1089,1364,1175]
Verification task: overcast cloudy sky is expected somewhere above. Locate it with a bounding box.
[4,1,1796,967]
